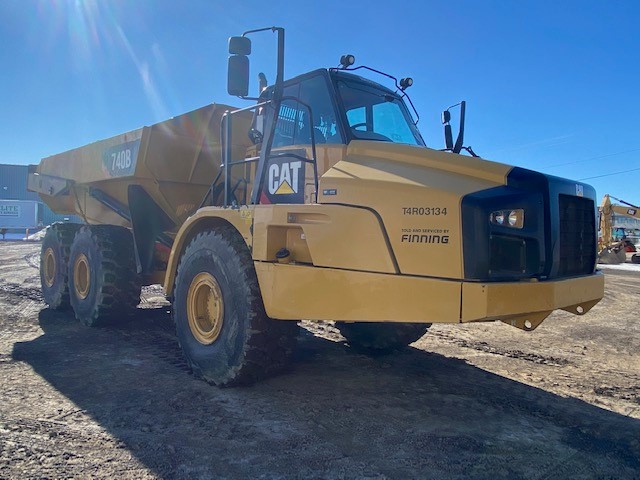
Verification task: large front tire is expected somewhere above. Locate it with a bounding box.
[68,225,141,327]
[172,227,298,386]
[40,223,79,310]
[336,322,431,353]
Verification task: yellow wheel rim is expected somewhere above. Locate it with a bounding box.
[187,272,224,345]
[73,253,91,300]
[43,247,56,288]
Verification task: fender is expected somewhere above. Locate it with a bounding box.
[163,206,253,295]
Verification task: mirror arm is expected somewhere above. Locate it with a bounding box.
[252,27,285,204]
[453,101,465,154]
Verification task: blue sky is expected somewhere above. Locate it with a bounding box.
[1,0,639,204]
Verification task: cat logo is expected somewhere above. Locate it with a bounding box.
[268,161,302,195]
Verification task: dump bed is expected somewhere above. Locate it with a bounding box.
[29,104,252,230]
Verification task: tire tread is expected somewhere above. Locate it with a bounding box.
[70,225,141,326]
[40,223,80,309]
[174,226,297,386]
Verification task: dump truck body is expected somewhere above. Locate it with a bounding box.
[30,104,253,230]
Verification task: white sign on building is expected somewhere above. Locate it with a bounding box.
[0,200,39,229]
[0,204,21,217]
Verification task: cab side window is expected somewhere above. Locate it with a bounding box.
[272,74,343,147]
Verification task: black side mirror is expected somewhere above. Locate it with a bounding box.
[441,102,466,153]
[442,110,453,150]
[228,56,249,96]
[229,36,251,55]
[227,36,251,97]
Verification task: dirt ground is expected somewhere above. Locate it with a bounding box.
[0,241,638,479]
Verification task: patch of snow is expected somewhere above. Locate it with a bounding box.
[597,262,640,272]
[25,227,48,241]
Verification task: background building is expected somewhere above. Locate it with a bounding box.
[0,163,80,231]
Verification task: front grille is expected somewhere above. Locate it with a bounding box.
[558,194,596,276]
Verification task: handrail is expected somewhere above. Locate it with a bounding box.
[215,94,320,208]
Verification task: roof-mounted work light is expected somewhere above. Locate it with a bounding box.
[339,54,355,68]
[399,77,413,90]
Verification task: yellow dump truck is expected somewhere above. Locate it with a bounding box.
[29,27,604,386]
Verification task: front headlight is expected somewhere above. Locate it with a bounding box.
[490,209,524,228]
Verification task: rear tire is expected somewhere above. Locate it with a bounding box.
[336,322,431,353]
[172,227,298,386]
[40,223,79,310]
[68,225,141,327]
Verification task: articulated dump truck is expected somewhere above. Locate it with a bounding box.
[29,27,604,386]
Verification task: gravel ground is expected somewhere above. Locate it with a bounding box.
[0,241,638,479]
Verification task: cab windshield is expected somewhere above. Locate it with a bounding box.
[336,77,425,146]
